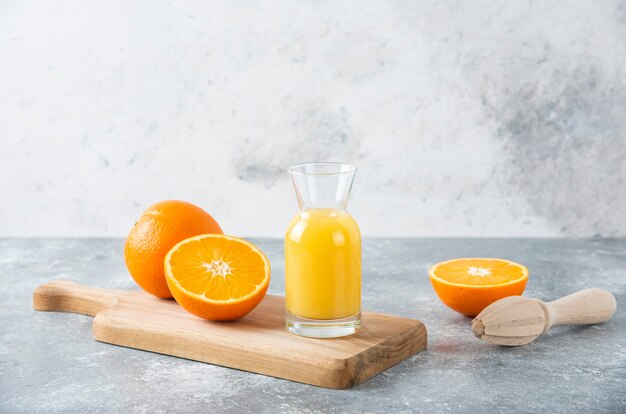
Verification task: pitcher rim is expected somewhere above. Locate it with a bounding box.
[287,162,358,177]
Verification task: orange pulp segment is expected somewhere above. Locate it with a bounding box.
[430,258,528,287]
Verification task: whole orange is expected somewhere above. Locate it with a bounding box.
[124,200,223,298]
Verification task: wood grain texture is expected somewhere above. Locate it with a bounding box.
[33,280,427,389]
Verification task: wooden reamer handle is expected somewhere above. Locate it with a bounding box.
[33,280,118,317]
[544,288,617,329]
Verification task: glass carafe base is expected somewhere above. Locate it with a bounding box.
[285,311,361,338]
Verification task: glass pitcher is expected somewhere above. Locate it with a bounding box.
[285,162,361,338]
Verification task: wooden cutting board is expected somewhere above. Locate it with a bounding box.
[33,280,427,389]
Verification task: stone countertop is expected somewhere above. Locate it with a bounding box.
[1,238,624,413]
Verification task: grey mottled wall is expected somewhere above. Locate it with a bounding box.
[1,1,625,237]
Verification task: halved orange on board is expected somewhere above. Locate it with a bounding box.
[165,234,270,321]
[429,258,528,317]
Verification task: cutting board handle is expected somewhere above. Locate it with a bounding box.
[33,280,118,317]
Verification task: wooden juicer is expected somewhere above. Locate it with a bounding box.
[472,288,617,346]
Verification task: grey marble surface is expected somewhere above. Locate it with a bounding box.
[2,1,626,238]
[0,238,624,413]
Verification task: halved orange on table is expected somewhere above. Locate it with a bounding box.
[165,234,270,321]
[429,258,528,317]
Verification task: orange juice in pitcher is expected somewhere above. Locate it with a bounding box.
[285,163,361,338]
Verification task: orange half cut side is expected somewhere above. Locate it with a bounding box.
[429,258,528,317]
[165,234,270,321]
[430,258,528,287]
